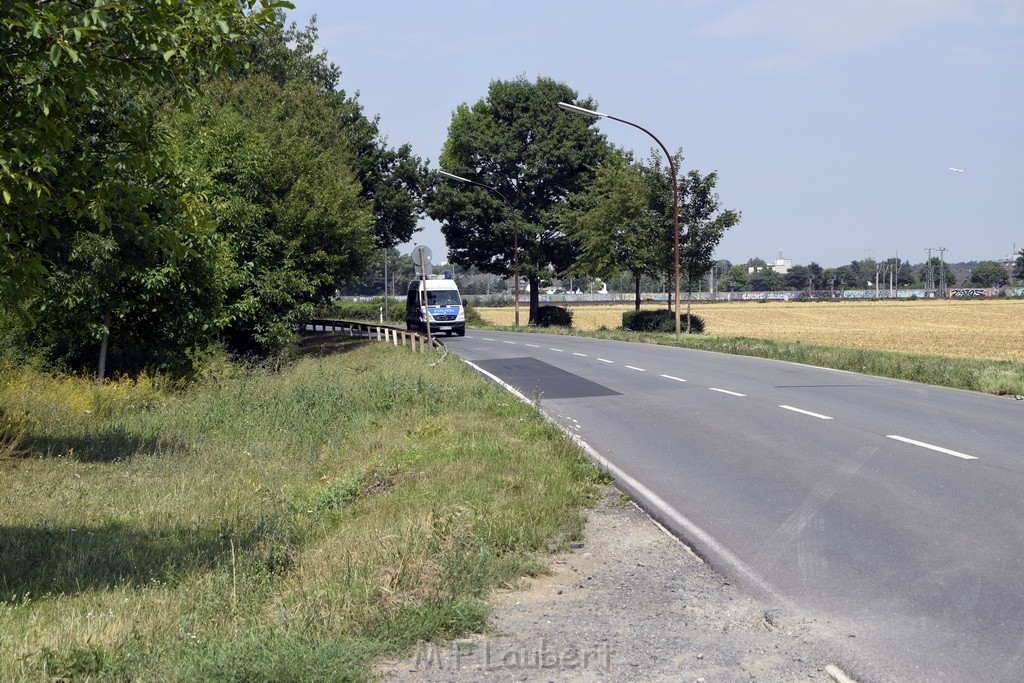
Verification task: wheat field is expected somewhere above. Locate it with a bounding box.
[476,299,1024,363]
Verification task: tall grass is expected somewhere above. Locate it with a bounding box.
[0,337,605,681]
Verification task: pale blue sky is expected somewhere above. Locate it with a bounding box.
[283,0,1022,268]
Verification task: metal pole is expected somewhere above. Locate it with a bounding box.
[382,248,389,321]
[513,210,520,328]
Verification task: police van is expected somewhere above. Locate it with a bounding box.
[405,275,466,336]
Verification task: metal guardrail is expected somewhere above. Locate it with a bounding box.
[302,318,446,354]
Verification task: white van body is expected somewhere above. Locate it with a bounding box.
[405,276,466,336]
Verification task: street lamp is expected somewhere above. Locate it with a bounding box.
[557,101,682,338]
[438,170,520,328]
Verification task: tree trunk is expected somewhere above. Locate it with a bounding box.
[529,275,540,325]
[685,293,693,334]
[97,308,111,384]
[634,275,641,311]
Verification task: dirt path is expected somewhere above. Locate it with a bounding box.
[377,487,858,682]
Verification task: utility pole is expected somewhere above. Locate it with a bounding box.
[938,247,947,296]
[925,248,935,296]
[895,250,899,300]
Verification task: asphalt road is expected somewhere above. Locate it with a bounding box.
[443,329,1024,682]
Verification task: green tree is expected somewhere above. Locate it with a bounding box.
[749,269,784,291]
[430,76,610,325]
[784,265,813,291]
[806,262,824,288]
[1,0,287,310]
[172,75,375,355]
[240,14,434,252]
[641,152,739,329]
[832,264,859,288]
[720,265,750,291]
[970,261,1009,287]
[29,217,230,378]
[562,151,661,310]
[1015,250,1024,282]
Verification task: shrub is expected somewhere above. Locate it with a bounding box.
[622,309,704,333]
[463,303,484,326]
[324,299,405,323]
[535,305,573,328]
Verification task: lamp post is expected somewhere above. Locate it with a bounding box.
[438,170,520,328]
[557,102,681,338]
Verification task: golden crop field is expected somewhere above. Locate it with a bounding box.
[476,299,1024,363]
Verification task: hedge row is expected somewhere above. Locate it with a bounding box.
[622,309,704,333]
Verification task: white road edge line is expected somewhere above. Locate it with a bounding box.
[779,405,833,420]
[710,388,746,397]
[887,435,978,461]
[459,357,783,610]
[625,366,646,372]
[660,374,687,382]
[598,358,614,364]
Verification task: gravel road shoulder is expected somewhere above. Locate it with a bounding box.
[377,486,858,682]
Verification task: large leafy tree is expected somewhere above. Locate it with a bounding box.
[0,0,288,310]
[240,14,432,252]
[748,269,784,291]
[1015,249,1024,282]
[172,74,375,356]
[970,261,1009,288]
[562,151,662,310]
[784,265,814,291]
[430,76,610,324]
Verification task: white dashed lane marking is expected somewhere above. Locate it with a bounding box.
[710,388,746,397]
[660,375,687,383]
[887,435,978,461]
[573,352,588,357]
[625,366,646,372]
[598,358,613,364]
[779,405,833,420]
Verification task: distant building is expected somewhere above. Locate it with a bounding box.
[747,249,792,275]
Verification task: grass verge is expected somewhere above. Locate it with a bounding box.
[0,337,607,681]
[471,322,1024,396]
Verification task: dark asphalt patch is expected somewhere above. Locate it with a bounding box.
[474,357,621,400]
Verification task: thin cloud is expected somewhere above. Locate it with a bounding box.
[703,0,982,61]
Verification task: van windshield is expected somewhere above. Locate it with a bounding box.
[426,290,461,306]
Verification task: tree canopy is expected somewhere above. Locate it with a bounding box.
[170,74,375,356]
[3,6,434,376]
[561,150,662,309]
[1,0,289,309]
[969,261,1009,288]
[430,76,610,324]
